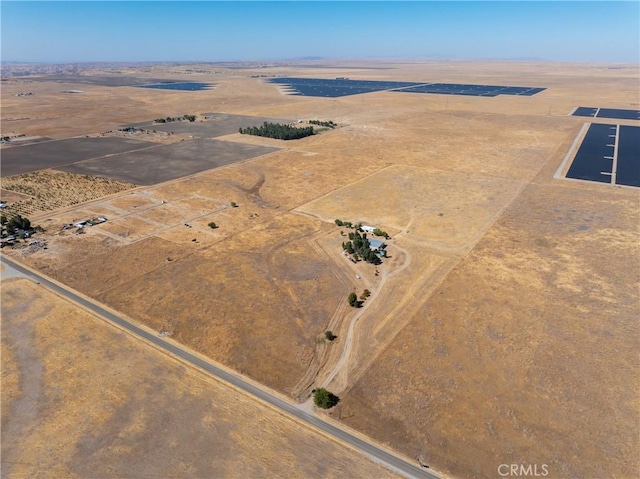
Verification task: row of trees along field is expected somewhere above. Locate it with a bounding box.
[239,122,314,140]
[309,120,336,128]
[155,114,196,123]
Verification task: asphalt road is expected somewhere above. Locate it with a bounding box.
[1,255,439,479]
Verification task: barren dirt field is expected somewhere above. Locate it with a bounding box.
[2,61,638,478]
[1,278,399,479]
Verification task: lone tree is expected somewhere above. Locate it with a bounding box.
[325,331,336,341]
[208,222,218,229]
[348,292,359,308]
[313,388,340,409]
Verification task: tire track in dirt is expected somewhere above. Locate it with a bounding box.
[290,235,353,400]
[1,281,47,479]
[320,238,413,393]
[216,168,279,209]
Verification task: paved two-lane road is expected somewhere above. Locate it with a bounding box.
[1,255,439,479]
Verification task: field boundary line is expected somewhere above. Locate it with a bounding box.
[611,124,620,185]
[291,163,396,215]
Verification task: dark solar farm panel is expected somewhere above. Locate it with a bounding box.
[267,77,423,97]
[136,82,215,91]
[565,123,639,187]
[571,107,640,121]
[267,77,546,98]
[572,107,599,117]
[566,123,616,184]
[597,108,640,121]
[392,83,545,97]
[616,125,640,187]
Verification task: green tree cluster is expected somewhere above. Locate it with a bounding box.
[154,114,197,124]
[343,230,381,265]
[372,228,389,239]
[4,214,32,234]
[239,122,314,140]
[334,219,353,228]
[313,388,340,409]
[309,120,336,128]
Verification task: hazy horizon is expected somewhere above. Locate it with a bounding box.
[1,1,639,64]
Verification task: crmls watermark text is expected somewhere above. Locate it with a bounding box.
[498,464,549,477]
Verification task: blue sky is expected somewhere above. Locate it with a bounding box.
[1,1,639,63]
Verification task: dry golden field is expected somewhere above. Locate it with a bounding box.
[2,60,638,478]
[1,278,400,479]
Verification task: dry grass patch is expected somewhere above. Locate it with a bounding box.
[96,213,346,393]
[133,202,192,225]
[1,278,400,479]
[0,170,135,218]
[107,193,157,212]
[299,164,523,253]
[94,216,161,241]
[154,224,220,247]
[171,195,223,214]
[336,183,640,479]
[6,228,121,275]
[0,188,31,204]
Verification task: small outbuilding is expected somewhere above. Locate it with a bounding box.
[368,238,386,251]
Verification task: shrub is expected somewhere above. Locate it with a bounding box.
[313,388,340,409]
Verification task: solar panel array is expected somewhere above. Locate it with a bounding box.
[395,83,545,97]
[267,77,546,98]
[572,107,640,121]
[268,77,423,97]
[565,123,640,188]
[136,82,215,91]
